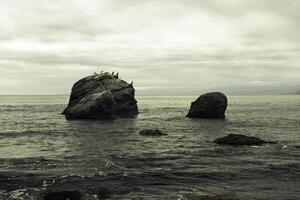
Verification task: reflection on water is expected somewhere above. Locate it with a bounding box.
[0,95,299,199]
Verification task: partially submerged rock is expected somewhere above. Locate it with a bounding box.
[43,190,81,200]
[186,92,227,119]
[213,134,273,146]
[97,186,111,200]
[139,129,166,136]
[63,72,138,119]
[199,195,238,200]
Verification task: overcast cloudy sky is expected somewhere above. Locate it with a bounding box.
[0,0,299,95]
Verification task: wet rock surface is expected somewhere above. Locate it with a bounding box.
[214,134,273,146]
[139,129,167,136]
[63,72,138,119]
[187,92,227,119]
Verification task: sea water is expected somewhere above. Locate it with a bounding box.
[0,95,299,199]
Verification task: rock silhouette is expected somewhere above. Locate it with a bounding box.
[186,92,227,119]
[63,72,138,119]
[213,134,271,146]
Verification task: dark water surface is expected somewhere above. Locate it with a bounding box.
[0,95,299,199]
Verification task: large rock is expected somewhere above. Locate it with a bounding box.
[63,72,138,119]
[213,134,273,146]
[186,92,227,119]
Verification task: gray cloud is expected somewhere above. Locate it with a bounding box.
[0,0,299,95]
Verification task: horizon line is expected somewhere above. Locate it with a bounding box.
[0,93,297,96]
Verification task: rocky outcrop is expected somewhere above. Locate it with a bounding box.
[139,129,167,136]
[63,72,138,119]
[213,134,274,146]
[186,92,227,119]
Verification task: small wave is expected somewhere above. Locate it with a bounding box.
[0,131,64,138]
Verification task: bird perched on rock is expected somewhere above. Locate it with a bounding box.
[114,72,119,79]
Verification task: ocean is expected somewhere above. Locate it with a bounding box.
[0,95,299,200]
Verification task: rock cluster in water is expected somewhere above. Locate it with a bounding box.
[213,134,273,146]
[63,72,138,119]
[186,92,227,119]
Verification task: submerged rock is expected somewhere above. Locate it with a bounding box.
[43,190,81,200]
[213,134,272,146]
[139,129,166,136]
[63,72,138,119]
[186,92,227,119]
[97,186,111,200]
[200,195,238,200]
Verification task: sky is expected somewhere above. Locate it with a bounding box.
[0,0,299,95]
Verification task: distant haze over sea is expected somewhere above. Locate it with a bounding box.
[134,84,300,96]
[0,75,299,96]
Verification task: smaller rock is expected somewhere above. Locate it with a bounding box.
[43,190,81,200]
[186,92,227,119]
[139,129,167,136]
[213,134,274,146]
